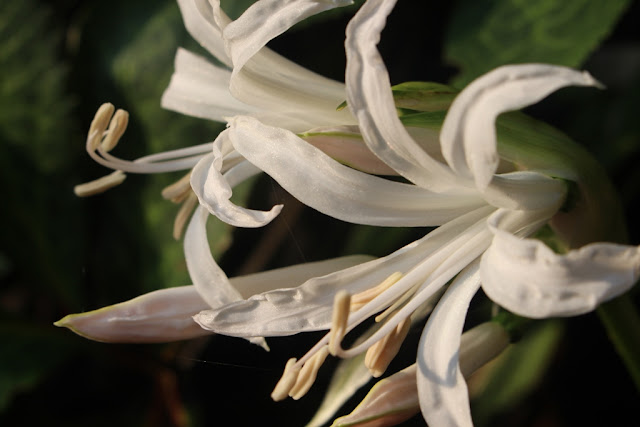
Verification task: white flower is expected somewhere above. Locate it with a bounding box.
[189,0,640,425]
[65,0,370,347]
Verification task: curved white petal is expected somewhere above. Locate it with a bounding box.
[345,0,461,191]
[191,130,283,227]
[184,205,245,308]
[482,210,640,318]
[222,0,352,73]
[54,286,211,343]
[441,64,602,190]
[332,364,419,427]
[483,170,567,212]
[209,0,354,131]
[417,260,481,427]
[177,0,231,66]
[193,206,494,337]
[161,48,259,122]
[228,116,485,227]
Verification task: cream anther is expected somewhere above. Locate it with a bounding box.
[73,170,127,197]
[101,109,129,152]
[329,291,351,356]
[162,172,192,203]
[364,316,411,378]
[173,192,198,240]
[271,358,300,402]
[350,272,403,312]
[374,282,420,323]
[289,346,330,400]
[88,103,115,150]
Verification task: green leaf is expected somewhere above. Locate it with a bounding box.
[470,320,565,426]
[446,0,631,87]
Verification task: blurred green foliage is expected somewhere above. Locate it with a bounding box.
[0,0,638,426]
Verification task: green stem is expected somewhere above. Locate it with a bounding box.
[596,294,640,391]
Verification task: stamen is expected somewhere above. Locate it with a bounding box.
[173,192,198,240]
[73,170,127,197]
[374,282,421,323]
[84,104,210,174]
[364,316,411,378]
[101,109,129,152]
[289,346,330,400]
[162,172,192,203]
[329,291,351,356]
[271,358,300,402]
[350,272,403,312]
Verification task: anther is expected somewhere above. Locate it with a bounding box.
[73,170,127,197]
[162,172,192,203]
[329,291,351,356]
[350,272,403,312]
[289,346,330,400]
[87,103,115,150]
[374,282,420,323]
[271,358,300,402]
[364,316,411,378]
[101,109,129,152]
[173,192,198,240]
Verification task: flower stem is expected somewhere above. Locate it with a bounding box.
[596,293,640,391]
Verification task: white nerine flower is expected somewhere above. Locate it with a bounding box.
[187,0,640,425]
[61,1,639,426]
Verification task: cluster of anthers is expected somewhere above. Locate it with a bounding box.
[73,103,212,239]
[271,271,428,401]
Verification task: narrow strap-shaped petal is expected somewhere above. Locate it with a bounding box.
[193,206,494,337]
[228,116,486,227]
[177,0,231,66]
[483,170,567,212]
[481,210,640,318]
[54,286,211,343]
[417,260,481,427]
[209,0,354,131]
[184,205,244,308]
[161,48,258,122]
[332,364,419,427]
[222,0,352,73]
[440,64,602,190]
[345,0,461,191]
[191,131,283,227]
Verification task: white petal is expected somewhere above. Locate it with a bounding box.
[191,131,283,228]
[193,206,494,337]
[222,0,352,73]
[54,286,211,343]
[482,210,640,318]
[184,205,244,308]
[232,255,376,298]
[161,48,258,122]
[332,364,419,427]
[483,170,567,212]
[345,0,461,191]
[209,0,354,131]
[417,260,481,427]
[441,64,602,190]
[176,0,231,66]
[228,116,485,227]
